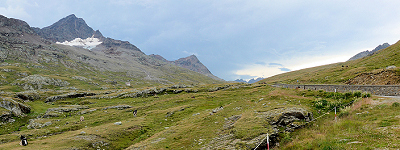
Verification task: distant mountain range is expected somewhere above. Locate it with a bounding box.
[235,77,265,83]
[348,43,390,61]
[33,14,222,81]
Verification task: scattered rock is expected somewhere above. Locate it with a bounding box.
[72,76,91,81]
[114,121,122,125]
[78,109,97,115]
[27,119,52,129]
[212,106,223,113]
[43,105,89,118]
[102,105,131,110]
[223,115,242,130]
[15,75,70,90]
[192,113,200,116]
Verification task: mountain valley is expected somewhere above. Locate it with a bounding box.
[1,14,400,150]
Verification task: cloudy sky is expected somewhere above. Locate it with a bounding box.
[2,0,400,81]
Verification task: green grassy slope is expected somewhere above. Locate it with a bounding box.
[261,40,400,85]
[0,83,367,149]
[281,96,400,150]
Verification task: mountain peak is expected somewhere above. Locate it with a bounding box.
[66,14,77,19]
[173,55,214,76]
[35,14,102,42]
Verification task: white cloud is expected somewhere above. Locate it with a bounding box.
[0,0,31,19]
[234,53,354,80]
[234,64,288,79]
[287,55,350,71]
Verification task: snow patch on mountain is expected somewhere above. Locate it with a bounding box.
[56,36,102,50]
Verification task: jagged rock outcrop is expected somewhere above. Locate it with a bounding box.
[201,107,314,149]
[0,99,31,117]
[257,107,313,129]
[45,92,97,103]
[348,43,390,61]
[16,91,41,101]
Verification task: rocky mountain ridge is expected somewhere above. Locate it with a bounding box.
[0,14,224,92]
[348,43,390,61]
[235,77,265,83]
[33,14,219,80]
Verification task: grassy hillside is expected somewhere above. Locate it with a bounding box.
[261,40,400,85]
[281,96,400,149]
[0,82,372,149]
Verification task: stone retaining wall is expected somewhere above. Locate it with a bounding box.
[273,84,400,96]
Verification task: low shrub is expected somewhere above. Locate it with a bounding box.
[392,102,400,107]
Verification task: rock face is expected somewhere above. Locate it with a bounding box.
[45,92,97,103]
[34,14,102,42]
[255,107,314,148]
[348,43,390,61]
[16,91,41,101]
[0,99,31,117]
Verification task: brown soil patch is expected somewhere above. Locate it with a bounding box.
[370,96,400,106]
[346,69,400,85]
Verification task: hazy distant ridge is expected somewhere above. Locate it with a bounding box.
[348,43,390,61]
